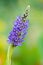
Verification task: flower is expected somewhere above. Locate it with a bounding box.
[8,5,30,46]
[8,16,29,46]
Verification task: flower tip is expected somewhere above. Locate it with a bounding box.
[26,5,30,11]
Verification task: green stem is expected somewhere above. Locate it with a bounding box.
[6,44,14,65]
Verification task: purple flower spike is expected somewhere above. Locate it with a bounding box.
[8,16,29,46]
[8,5,30,46]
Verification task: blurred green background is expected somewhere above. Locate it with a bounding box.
[0,0,43,65]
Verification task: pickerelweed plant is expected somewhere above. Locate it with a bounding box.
[6,5,30,65]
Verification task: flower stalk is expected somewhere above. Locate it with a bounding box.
[6,44,14,65]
